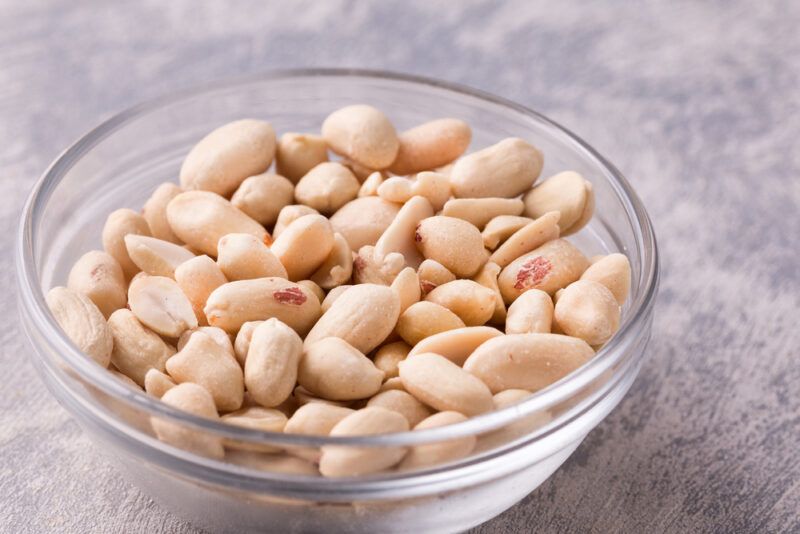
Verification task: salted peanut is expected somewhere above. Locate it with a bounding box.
[142,182,183,243]
[441,197,524,230]
[489,211,561,268]
[322,105,399,169]
[463,333,594,393]
[270,214,335,281]
[450,138,543,198]
[473,262,506,324]
[417,259,455,295]
[319,407,409,478]
[166,331,244,412]
[217,233,287,280]
[399,353,493,416]
[358,171,383,197]
[298,337,384,401]
[205,278,321,336]
[482,215,534,250]
[505,289,553,334]
[498,239,590,303]
[407,326,503,365]
[233,320,262,366]
[310,233,353,289]
[153,383,224,459]
[367,390,432,427]
[174,255,228,326]
[180,119,276,196]
[128,276,197,338]
[352,246,405,285]
[400,411,475,470]
[107,309,175,385]
[245,319,303,408]
[166,191,268,256]
[415,216,486,278]
[272,204,319,239]
[375,195,434,269]
[390,267,420,314]
[226,450,319,475]
[425,280,495,326]
[284,403,354,462]
[304,284,400,354]
[553,280,620,345]
[294,162,360,215]
[275,133,329,183]
[144,368,176,398]
[579,253,631,305]
[379,377,406,393]
[330,196,400,252]
[230,173,295,227]
[177,326,234,355]
[389,118,472,175]
[297,280,325,304]
[221,406,287,452]
[321,285,351,313]
[101,208,151,279]
[293,386,352,408]
[46,286,112,367]
[124,234,195,278]
[378,172,451,211]
[523,171,594,236]
[373,341,411,379]
[477,390,551,452]
[396,301,465,346]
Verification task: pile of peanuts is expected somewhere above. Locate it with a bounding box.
[46,104,631,477]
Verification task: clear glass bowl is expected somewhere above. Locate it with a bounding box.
[16,69,659,533]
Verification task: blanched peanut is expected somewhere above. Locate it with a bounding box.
[319,407,409,477]
[230,173,295,227]
[482,215,534,250]
[166,191,268,256]
[310,233,353,289]
[304,284,400,354]
[321,285,351,313]
[463,333,594,393]
[166,331,244,412]
[399,353,493,416]
[579,253,631,305]
[353,246,405,285]
[144,368,176,398]
[284,403,354,462]
[217,233,287,280]
[473,262,506,324]
[417,259,455,295]
[110,369,141,389]
[293,386,352,408]
[489,211,561,268]
[389,118,472,175]
[102,208,151,279]
[270,214,335,281]
[396,301,465,346]
[67,251,127,319]
[523,171,594,236]
[477,390,551,451]
[294,162,360,215]
[322,105,399,169]
[407,326,503,365]
[275,133,329,183]
[414,216,486,278]
[174,255,228,326]
[204,278,321,335]
[225,450,319,475]
[180,119,276,196]
[272,204,319,239]
[245,319,303,408]
[108,309,175,385]
[553,280,620,345]
[124,234,195,278]
[498,238,590,302]
[221,406,287,452]
[390,267,421,314]
[373,341,411,379]
[233,320,262,366]
[299,337,384,401]
[153,383,224,459]
[379,377,406,393]
[375,195,434,269]
[341,158,380,182]
[377,172,450,211]
[177,326,234,355]
[330,196,400,251]
[442,197,524,230]
[425,280,495,326]
[46,286,112,367]
[127,275,197,338]
[297,280,325,304]
[142,182,183,243]
[505,289,553,334]
[450,138,543,198]
[367,390,432,427]
[400,411,475,470]
[358,171,383,197]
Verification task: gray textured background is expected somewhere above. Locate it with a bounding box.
[2,1,799,533]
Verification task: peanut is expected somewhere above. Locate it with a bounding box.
[233,320,262,366]
[225,450,318,475]
[230,173,295,227]
[374,195,433,269]
[275,132,329,183]
[221,406,287,452]
[553,280,620,345]
[489,211,561,268]
[441,197,524,230]
[216,233,287,280]
[366,389,432,427]
[142,182,183,243]
[477,390,551,451]
[505,289,554,334]
[379,377,406,393]
[579,253,631,305]
[101,208,151,280]
[377,172,450,211]
[299,337,384,401]
[107,309,175,386]
[497,238,589,302]
[341,158,380,182]
[321,285,351,313]
[414,216,486,278]
[293,386,353,408]
[127,275,197,338]
[352,246,405,285]
[283,403,354,462]
[144,368,176,398]
[245,319,303,408]
[473,262,506,324]
[400,411,475,470]
[407,326,504,365]
[270,214,335,281]
[330,196,400,251]
[310,232,353,289]
[124,234,195,278]
[425,279,495,326]
[417,259,455,295]
[46,286,112,367]
[272,204,319,239]
[153,383,224,459]
[67,250,127,319]
[389,118,471,175]
[295,162,360,215]
[482,215,534,250]
[523,171,594,236]
[297,280,325,304]
[373,341,411,379]
[396,301,465,346]
[322,105,399,169]
[358,171,383,197]
[450,138,543,198]
[390,267,421,314]
[174,255,228,326]
[176,326,234,355]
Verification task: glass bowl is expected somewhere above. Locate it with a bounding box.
[16,69,659,533]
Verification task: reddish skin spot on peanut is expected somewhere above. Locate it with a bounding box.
[263,234,273,246]
[414,225,423,243]
[419,280,437,294]
[514,256,552,290]
[272,287,307,305]
[353,256,366,274]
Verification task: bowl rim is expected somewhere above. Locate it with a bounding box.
[16,67,659,450]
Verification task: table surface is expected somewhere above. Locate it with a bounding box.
[2,1,799,532]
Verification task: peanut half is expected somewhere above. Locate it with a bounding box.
[124,234,195,278]
[244,319,303,408]
[579,253,631,305]
[299,337,384,401]
[101,208,151,280]
[174,255,228,326]
[216,233,287,280]
[407,326,503,365]
[294,162,360,215]
[142,182,183,244]
[400,411,476,470]
[46,287,113,367]
[523,171,595,236]
[441,197,524,230]
[127,275,197,338]
[230,173,295,227]
[553,280,620,345]
[449,137,543,198]
[322,105,399,169]
[270,214,335,281]
[389,118,471,175]
[67,250,127,319]
[107,309,175,386]
[414,216,486,278]
[330,196,400,252]
[275,132,329,184]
